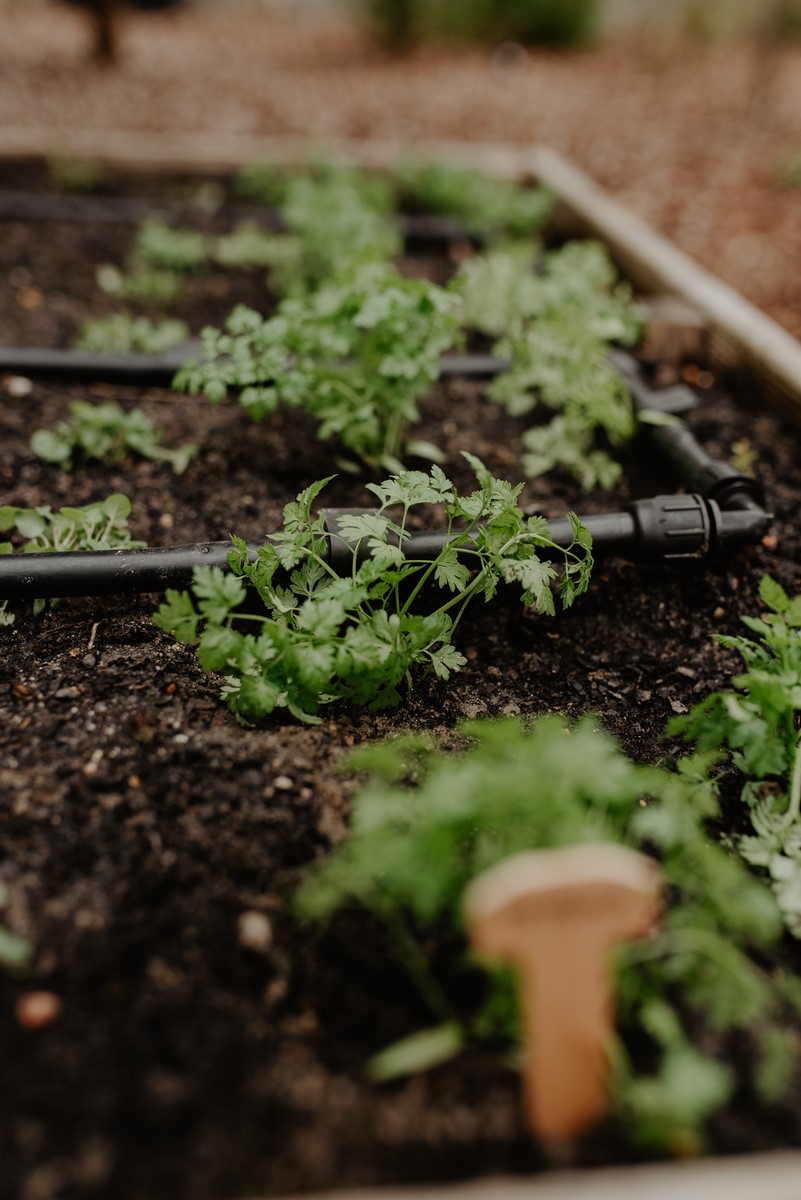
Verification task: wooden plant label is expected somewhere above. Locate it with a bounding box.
[463,843,660,1144]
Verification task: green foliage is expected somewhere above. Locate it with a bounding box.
[176,264,463,470]
[778,147,801,188]
[153,459,593,724]
[296,714,795,1149]
[94,214,211,309]
[0,494,145,626]
[46,154,104,194]
[212,222,285,271]
[456,240,642,340]
[233,159,292,206]
[454,241,643,490]
[30,400,197,475]
[133,217,209,274]
[398,162,553,242]
[72,314,189,356]
[260,167,402,295]
[0,885,31,972]
[97,261,183,308]
[669,575,801,937]
[360,0,597,47]
[230,162,401,294]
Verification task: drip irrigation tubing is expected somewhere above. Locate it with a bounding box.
[0,189,469,244]
[0,347,770,600]
[0,493,770,603]
[0,348,504,388]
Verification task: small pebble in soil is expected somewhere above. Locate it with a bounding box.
[5,374,33,397]
[82,750,104,777]
[238,910,273,954]
[273,775,293,790]
[16,991,62,1031]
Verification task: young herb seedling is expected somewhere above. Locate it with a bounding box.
[398,161,554,243]
[0,493,145,625]
[153,457,593,723]
[245,166,402,296]
[296,714,798,1152]
[454,241,644,490]
[72,314,189,356]
[97,262,184,309]
[176,264,463,471]
[669,575,801,936]
[31,400,197,475]
[133,217,209,274]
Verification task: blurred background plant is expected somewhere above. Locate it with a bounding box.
[50,0,801,64]
[358,0,597,50]
[356,0,801,49]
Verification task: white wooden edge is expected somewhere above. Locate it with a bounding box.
[2,128,800,416]
[256,1151,801,1200]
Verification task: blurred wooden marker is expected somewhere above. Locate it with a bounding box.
[464,843,660,1144]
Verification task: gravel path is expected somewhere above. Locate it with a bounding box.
[2,3,801,336]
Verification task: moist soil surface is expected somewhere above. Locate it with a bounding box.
[2,172,801,1200]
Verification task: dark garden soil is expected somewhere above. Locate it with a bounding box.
[2,171,801,1200]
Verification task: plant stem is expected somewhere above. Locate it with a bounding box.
[376,902,459,1026]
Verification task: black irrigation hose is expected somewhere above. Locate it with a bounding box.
[0,189,469,244]
[0,341,769,513]
[0,348,503,388]
[0,346,771,600]
[0,494,770,603]
[0,344,201,387]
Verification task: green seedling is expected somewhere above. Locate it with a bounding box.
[454,241,643,490]
[31,400,197,475]
[669,575,801,936]
[97,262,183,308]
[262,168,402,295]
[296,713,799,1153]
[176,264,463,471]
[0,494,145,625]
[133,217,209,274]
[398,160,553,242]
[94,214,209,309]
[152,457,593,724]
[72,314,189,356]
[212,222,286,271]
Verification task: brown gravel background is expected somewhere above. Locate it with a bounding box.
[1,3,801,336]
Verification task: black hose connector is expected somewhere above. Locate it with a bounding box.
[644,421,766,512]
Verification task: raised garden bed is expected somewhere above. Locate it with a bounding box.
[2,143,801,1200]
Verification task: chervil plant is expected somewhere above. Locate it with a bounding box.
[31,400,197,475]
[668,575,801,936]
[238,166,402,296]
[94,213,210,309]
[72,314,189,356]
[0,494,145,625]
[455,241,643,490]
[133,217,209,274]
[398,161,554,243]
[212,222,285,272]
[176,264,463,470]
[296,714,800,1152]
[153,458,593,724]
[97,261,183,308]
